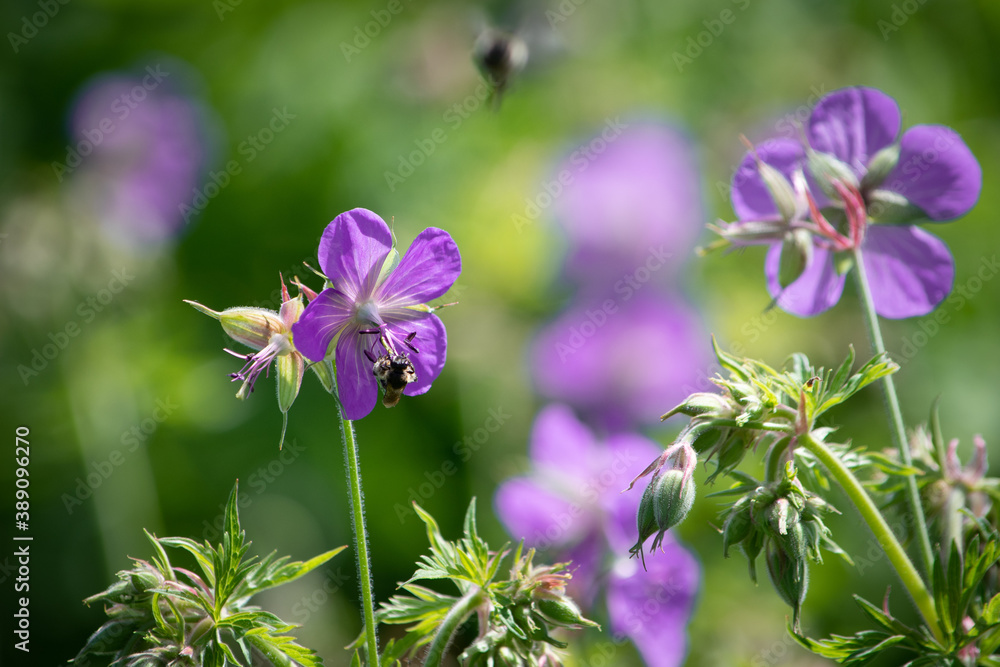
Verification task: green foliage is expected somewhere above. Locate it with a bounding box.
[73,482,344,667]
[358,499,597,667]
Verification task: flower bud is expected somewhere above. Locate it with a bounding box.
[661,392,733,421]
[631,481,658,559]
[757,159,799,223]
[860,143,900,192]
[765,541,808,629]
[185,301,283,351]
[535,593,598,629]
[722,499,753,557]
[650,469,696,551]
[777,228,814,289]
[806,149,860,201]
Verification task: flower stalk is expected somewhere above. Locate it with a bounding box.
[340,409,380,666]
[852,246,936,580]
[798,430,943,642]
[423,587,487,667]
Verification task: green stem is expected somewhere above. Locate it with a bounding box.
[340,410,380,667]
[852,247,935,579]
[799,431,944,642]
[423,587,486,667]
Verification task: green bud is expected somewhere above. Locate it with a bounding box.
[757,159,798,222]
[765,541,809,630]
[631,481,658,558]
[778,228,814,289]
[276,350,304,414]
[185,301,283,351]
[860,143,900,192]
[661,392,733,420]
[535,594,598,629]
[722,504,753,557]
[806,149,860,201]
[651,469,696,548]
[866,187,927,223]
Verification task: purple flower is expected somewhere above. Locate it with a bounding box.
[291,208,461,420]
[530,291,709,430]
[550,122,704,285]
[727,86,981,319]
[68,71,210,245]
[495,405,700,667]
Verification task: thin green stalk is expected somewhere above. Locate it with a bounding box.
[423,587,486,667]
[340,410,380,667]
[852,247,935,579]
[799,431,944,642]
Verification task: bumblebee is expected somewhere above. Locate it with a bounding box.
[372,353,417,408]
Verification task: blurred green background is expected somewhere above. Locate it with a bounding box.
[2,0,999,665]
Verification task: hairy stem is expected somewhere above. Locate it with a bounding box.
[799,431,943,641]
[852,247,935,579]
[423,587,486,667]
[340,410,380,666]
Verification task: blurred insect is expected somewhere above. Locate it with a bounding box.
[372,353,417,408]
[473,27,529,109]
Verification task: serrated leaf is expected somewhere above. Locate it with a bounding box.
[242,546,346,598]
[158,537,217,586]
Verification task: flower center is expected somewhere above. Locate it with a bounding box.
[356,300,381,327]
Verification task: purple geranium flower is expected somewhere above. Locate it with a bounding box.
[727,86,981,318]
[68,71,210,245]
[291,208,461,420]
[530,291,709,430]
[551,122,704,285]
[495,404,700,667]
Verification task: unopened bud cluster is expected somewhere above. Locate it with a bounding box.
[721,461,836,629]
[462,553,598,667]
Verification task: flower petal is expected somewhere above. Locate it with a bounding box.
[529,404,598,481]
[765,243,847,317]
[862,225,954,319]
[607,538,700,667]
[318,208,393,301]
[807,87,900,174]
[530,292,709,430]
[377,228,461,308]
[384,313,447,397]
[730,138,805,221]
[335,322,379,420]
[494,478,590,549]
[882,125,982,220]
[290,288,354,362]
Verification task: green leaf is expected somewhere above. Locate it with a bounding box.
[157,537,217,585]
[244,625,324,667]
[241,546,346,598]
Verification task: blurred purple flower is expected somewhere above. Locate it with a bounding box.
[530,291,708,430]
[550,122,704,285]
[495,404,699,667]
[728,86,981,319]
[68,69,210,245]
[291,208,461,420]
